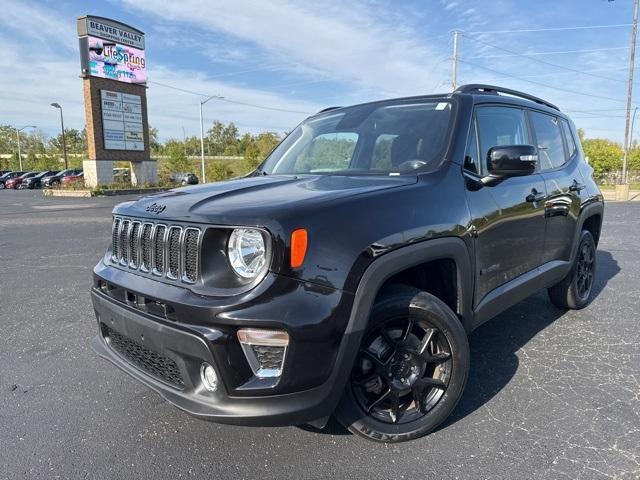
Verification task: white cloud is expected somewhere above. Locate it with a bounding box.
[121,0,448,97]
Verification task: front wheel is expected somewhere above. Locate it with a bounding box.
[0,182,5,189]
[548,230,597,309]
[335,285,469,442]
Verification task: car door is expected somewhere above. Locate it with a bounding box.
[529,112,584,264]
[464,105,548,304]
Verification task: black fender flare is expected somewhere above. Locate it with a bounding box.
[570,201,604,262]
[320,237,473,420]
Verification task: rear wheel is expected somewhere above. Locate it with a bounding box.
[548,230,597,309]
[335,285,469,442]
[0,182,5,189]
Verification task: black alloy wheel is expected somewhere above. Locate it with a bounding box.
[548,230,597,309]
[575,240,595,301]
[353,317,452,425]
[335,285,469,442]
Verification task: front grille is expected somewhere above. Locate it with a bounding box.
[153,225,166,274]
[140,224,153,271]
[167,227,182,279]
[102,324,184,389]
[184,228,200,283]
[129,222,140,268]
[120,219,130,265]
[111,217,201,285]
[112,218,121,260]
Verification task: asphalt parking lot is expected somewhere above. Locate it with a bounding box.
[1,190,638,480]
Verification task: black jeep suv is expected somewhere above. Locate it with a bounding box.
[91,85,603,442]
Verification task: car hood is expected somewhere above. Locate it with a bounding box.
[115,174,417,224]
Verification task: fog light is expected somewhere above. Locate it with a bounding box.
[200,363,218,392]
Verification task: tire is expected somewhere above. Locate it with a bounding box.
[335,285,469,442]
[0,182,5,189]
[548,230,597,309]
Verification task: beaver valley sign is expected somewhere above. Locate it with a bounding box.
[77,16,145,49]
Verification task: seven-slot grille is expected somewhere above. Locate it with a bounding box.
[111,217,201,284]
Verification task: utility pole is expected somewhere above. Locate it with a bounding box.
[199,95,223,184]
[622,0,639,191]
[451,30,459,91]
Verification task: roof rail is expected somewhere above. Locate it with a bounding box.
[454,84,559,111]
[316,106,342,114]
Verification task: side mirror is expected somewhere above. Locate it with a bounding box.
[480,145,537,186]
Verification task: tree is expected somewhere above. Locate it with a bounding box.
[244,132,281,171]
[206,120,240,155]
[49,128,87,155]
[581,138,622,177]
[163,139,191,175]
[149,126,161,154]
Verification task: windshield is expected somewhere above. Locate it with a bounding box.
[260,100,453,175]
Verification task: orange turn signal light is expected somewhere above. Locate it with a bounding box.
[290,228,308,268]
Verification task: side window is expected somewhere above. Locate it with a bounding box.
[464,122,480,174]
[529,111,566,170]
[293,132,358,172]
[476,106,530,171]
[560,119,577,159]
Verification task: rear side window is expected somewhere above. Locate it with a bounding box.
[561,119,577,158]
[529,111,566,170]
[476,106,530,170]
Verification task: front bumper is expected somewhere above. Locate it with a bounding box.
[91,264,358,426]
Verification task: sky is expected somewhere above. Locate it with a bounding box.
[1,0,638,142]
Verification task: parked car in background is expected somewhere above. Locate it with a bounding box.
[5,172,38,189]
[114,168,130,182]
[42,168,83,187]
[0,171,26,189]
[20,170,59,189]
[169,172,199,185]
[0,170,10,176]
[61,171,84,186]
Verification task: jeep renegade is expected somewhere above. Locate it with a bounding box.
[91,84,604,442]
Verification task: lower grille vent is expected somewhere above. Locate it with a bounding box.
[102,324,184,389]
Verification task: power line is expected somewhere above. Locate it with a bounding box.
[463,23,632,34]
[457,58,629,103]
[473,46,629,58]
[148,80,313,115]
[460,34,626,84]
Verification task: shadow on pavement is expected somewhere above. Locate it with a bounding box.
[440,249,620,430]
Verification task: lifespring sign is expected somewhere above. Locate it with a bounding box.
[78,16,146,84]
[87,36,146,84]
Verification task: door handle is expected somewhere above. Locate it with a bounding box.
[526,188,545,203]
[569,179,586,192]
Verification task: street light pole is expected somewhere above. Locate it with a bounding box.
[14,125,36,171]
[50,103,68,169]
[199,95,223,184]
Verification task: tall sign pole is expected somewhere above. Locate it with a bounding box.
[622,0,639,193]
[77,15,155,187]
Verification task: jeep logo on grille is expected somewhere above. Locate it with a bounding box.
[145,203,166,214]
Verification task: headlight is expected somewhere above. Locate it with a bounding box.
[227,228,267,279]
